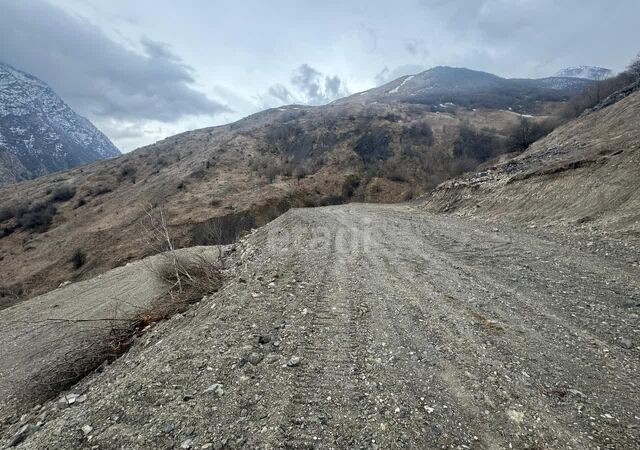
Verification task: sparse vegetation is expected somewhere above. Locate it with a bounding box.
[119,164,137,183]
[562,56,640,119]
[89,184,113,196]
[50,186,76,202]
[453,124,502,163]
[69,249,87,269]
[354,129,392,162]
[191,213,256,246]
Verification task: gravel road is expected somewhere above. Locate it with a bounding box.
[3,204,639,449]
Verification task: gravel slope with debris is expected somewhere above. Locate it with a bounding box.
[0,246,218,423]
[2,204,639,449]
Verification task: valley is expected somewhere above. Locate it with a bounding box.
[0,46,639,448]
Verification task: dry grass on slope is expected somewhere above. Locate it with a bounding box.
[422,90,640,234]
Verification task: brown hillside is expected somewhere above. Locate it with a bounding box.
[0,101,544,304]
[422,90,640,235]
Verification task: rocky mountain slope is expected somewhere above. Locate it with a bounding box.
[422,89,640,236]
[338,66,592,112]
[0,62,120,185]
[554,66,613,80]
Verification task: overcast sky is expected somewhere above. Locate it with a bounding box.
[1,0,639,151]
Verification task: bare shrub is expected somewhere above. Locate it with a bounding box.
[24,212,225,406]
[69,249,87,269]
[119,164,137,183]
[191,213,256,246]
[16,202,56,232]
[89,185,113,196]
[154,254,223,305]
[51,186,76,203]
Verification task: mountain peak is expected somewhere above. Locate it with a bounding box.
[0,62,120,185]
[554,66,612,80]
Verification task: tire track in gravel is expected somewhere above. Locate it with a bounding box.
[349,205,637,449]
[274,211,372,448]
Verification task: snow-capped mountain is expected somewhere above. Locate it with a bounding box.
[0,61,120,185]
[554,66,612,80]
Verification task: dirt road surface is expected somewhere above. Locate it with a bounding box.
[2,204,639,449]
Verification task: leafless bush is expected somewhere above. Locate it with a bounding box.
[51,186,76,202]
[154,253,223,304]
[191,213,255,246]
[69,249,86,269]
[24,211,224,406]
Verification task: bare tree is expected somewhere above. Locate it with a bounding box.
[141,206,185,292]
[628,52,640,79]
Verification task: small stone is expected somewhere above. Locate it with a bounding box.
[247,352,263,365]
[251,292,260,298]
[258,335,271,345]
[181,439,194,449]
[287,356,302,367]
[202,444,213,449]
[183,394,194,401]
[507,410,524,423]
[620,338,633,349]
[271,271,279,279]
[205,384,224,396]
[81,425,93,436]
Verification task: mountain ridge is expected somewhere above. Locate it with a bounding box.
[338,66,593,111]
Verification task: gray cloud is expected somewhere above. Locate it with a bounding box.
[0,0,229,125]
[267,85,296,105]
[265,64,349,107]
[293,64,349,105]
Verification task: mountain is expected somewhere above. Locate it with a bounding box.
[554,65,612,80]
[0,66,592,302]
[0,62,120,185]
[338,66,592,112]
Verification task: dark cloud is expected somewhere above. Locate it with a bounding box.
[265,64,349,106]
[291,64,349,105]
[0,0,229,124]
[324,76,343,99]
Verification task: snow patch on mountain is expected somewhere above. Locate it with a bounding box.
[388,75,415,94]
[0,61,120,185]
[554,66,612,80]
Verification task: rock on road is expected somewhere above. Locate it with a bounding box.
[5,204,639,449]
